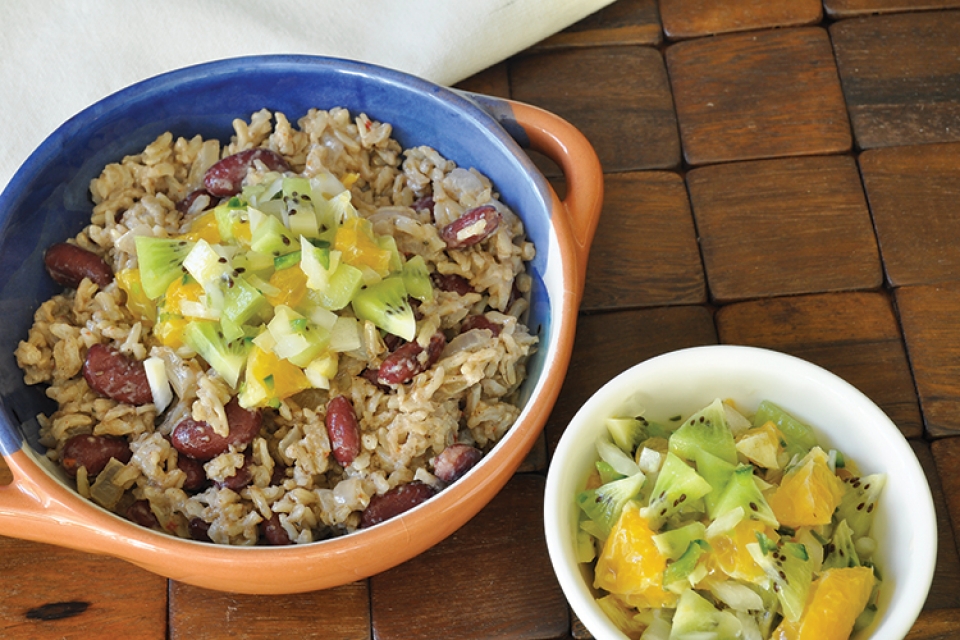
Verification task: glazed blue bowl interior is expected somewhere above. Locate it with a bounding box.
[0,55,556,457]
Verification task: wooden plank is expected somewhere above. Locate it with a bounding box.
[169,580,369,640]
[370,474,568,640]
[826,0,960,19]
[531,0,663,49]
[908,608,960,639]
[896,284,960,437]
[686,155,882,302]
[581,171,706,312]
[510,46,681,174]
[716,291,923,438]
[453,61,510,98]
[932,437,960,562]
[830,11,960,150]
[660,0,822,40]
[666,27,851,165]
[912,440,960,610]
[859,142,960,287]
[0,539,166,639]
[546,306,718,454]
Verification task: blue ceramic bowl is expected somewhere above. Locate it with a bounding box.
[0,55,602,593]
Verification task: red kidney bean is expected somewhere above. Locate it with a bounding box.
[411,195,435,212]
[176,188,219,214]
[215,452,253,491]
[433,443,484,483]
[188,517,212,542]
[262,513,294,546]
[126,499,160,529]
[439,205,501,249]
[376,332,446,386]
[431,272,474,295]
[325,396,361,467]
[177,454,209,493]
[61,433,132,477]
[44,242,113,289]
[170,397,262,461]
[270,464,288,486]
[359,481,437,529]
[203,148,290,197]
[82,344,153,406]
[459,314,501,336]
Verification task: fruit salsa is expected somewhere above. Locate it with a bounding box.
[576,398,885,640]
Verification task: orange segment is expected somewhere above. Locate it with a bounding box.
[707,519,778,584]
[265,265,308,308]
[594,502,678,609]
[115,268,157,323]
[335,216,392,276]
[244,346,310,406]
[180,210,222,243]
[772,566,875,640]
[768,447,845,527]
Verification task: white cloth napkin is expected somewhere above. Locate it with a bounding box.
[0,0,614,194]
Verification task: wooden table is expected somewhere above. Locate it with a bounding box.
[4,1,960,637]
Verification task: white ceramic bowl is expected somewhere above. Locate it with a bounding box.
[544,345,936,640]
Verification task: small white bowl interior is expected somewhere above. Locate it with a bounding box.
[544,345,936,640]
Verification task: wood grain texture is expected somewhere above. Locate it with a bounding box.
[826,0,960,19]
[169,580,369,640]
[0,538,166,639]
[581,171,706,311]
[932,437,960,563]
[546,306,718,454]
[896,284,960,437]
[454,61,509,98]
[660,0,822,39]
[830,11,960,150]
[370,474,567,640]
[666,27,851,165]
[911,440,960,610]
[510,46,681,173]
[686,155,882,302]
[716,291,923,437]
[907,608,960,639]
[532,0,662,49]
[859,142,960,287]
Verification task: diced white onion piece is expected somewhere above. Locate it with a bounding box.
[306,305,338,331]
[723,400,753,436]
[636,447,663,475]
[179,300,220,320]
[596,438,641,477]
[706,506,746,539]
[329,316,361,352]
[144,356,173,413]
[709,580,764,611]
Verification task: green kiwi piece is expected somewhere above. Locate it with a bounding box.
[643,451,713,525]
[712,464,779,528]
[662,539,710,593]
[351,276,416,341]
[670,589,742,638]
[835,473,886,538]
[752,400,818,459]
[653,521,707,560]
[822,519,861,570]
[135,236,196,299]
[250,214,296,257]
[576,472,646,538]
[669,398,738,465]
[596,460,625,485]
[748,536,814,623]
[182,320,250,388]
[401,255,434,302]
[316,262,363,311]
[694,448,737,518]
[605,417,646,456]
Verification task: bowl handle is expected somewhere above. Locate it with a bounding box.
[461,92,604,300]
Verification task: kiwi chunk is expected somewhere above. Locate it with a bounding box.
[653,521,707,560]
[576,472,645,539]
[642,452,712,525]
[662,539,710,593]
[182,320,250,388]
[753,401,818,459]
[747,536,814,623]
[605,417,646,457]
[401,255,434,302]
[694,448,737,518]
[835,473,886,538]
[669,398,738,465]
[670,589,742,638]
[712,464,779,529]
[823,519,861,570]
[251,214,296,256]
[135,236,196,299]
[351,276,416,341]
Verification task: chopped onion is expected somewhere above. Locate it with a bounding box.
[144,356,173,412]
